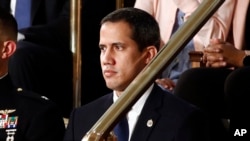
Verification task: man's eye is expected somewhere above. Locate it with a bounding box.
[115,45,123,50]
[99,46,106,51]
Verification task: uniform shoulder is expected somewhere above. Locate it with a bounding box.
[14,87,53,104]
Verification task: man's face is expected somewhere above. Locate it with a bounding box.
[99,21,149,95]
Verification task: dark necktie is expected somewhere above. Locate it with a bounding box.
[15,0,31,29]
[171,9,185,35]
[114,117,129,141]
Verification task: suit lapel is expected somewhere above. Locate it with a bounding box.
[130,85,163,141]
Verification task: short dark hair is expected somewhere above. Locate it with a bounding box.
[101,7,161,51]
[0,7,18,42]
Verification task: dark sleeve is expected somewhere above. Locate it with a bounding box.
[25,101,66,141]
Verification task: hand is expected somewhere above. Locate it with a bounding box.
[204,38,246,68]
[155,78,176,91]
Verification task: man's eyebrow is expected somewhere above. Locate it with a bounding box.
[99,42,125,47]
[112,42,125,46]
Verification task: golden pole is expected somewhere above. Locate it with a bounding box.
[81,0,225,140]
[70,0,82,108]
[116,0,124,9]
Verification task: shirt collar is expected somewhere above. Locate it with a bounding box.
[113,84,154,113]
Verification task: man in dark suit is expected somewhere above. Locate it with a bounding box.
[64,7,212,141]
[0,7,65,141]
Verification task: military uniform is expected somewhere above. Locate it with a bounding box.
[0,75,65,141]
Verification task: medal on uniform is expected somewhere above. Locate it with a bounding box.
[0,109,18,141]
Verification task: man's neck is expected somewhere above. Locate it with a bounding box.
[0,73,8,79]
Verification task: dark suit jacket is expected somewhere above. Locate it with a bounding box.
[64,84,211,141]
[0,75,65,141]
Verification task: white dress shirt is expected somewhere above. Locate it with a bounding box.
[113,84,154,140]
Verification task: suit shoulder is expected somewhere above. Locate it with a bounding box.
[79,93,112,110]
[158,87,201,115]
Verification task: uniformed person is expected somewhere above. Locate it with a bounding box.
[0,7,65,141]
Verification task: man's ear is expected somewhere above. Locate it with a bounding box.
[2,41,16,59]
[145,46,157,64]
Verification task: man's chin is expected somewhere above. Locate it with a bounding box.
[106,83,124,92]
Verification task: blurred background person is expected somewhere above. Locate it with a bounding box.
[134,0,236,92]
[174,1,249,140]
